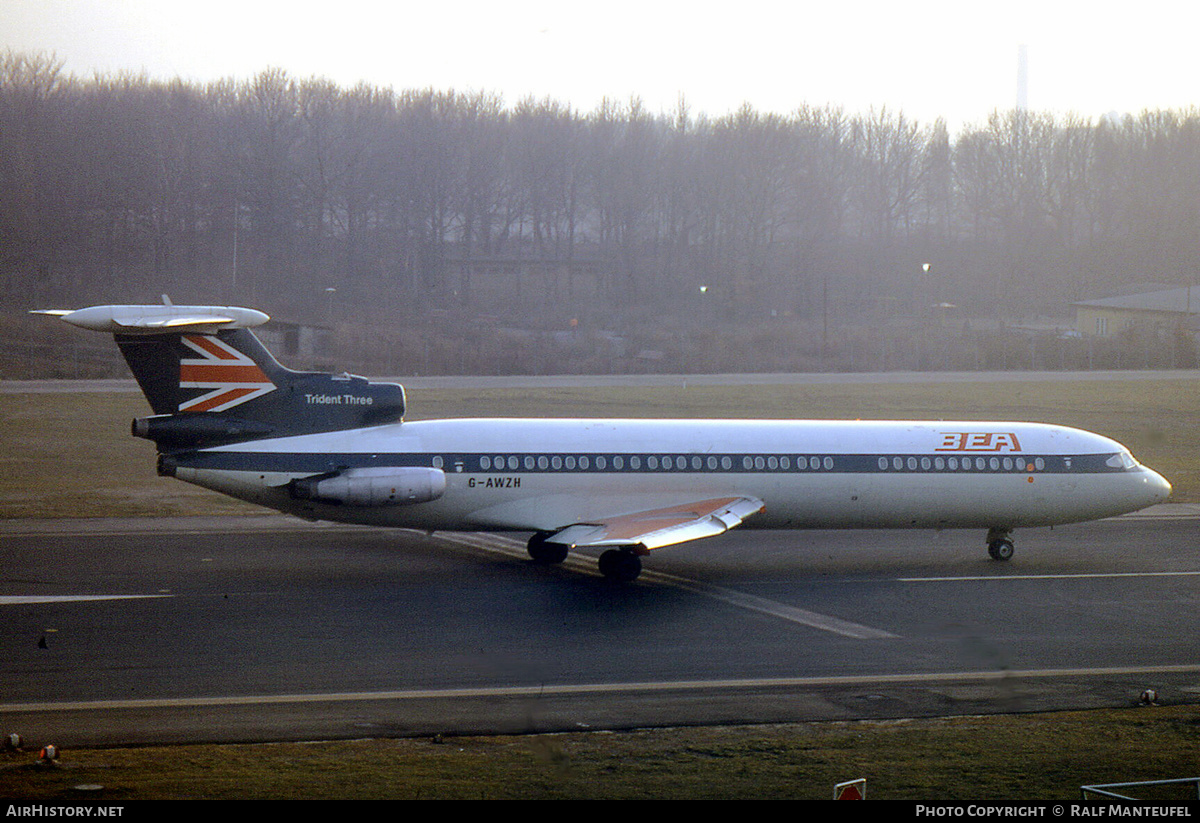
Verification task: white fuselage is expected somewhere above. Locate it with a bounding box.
[169,417,1172,534]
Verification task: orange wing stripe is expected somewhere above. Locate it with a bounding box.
[588,498,743,542]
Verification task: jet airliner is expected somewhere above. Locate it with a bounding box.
[36,301,1172,581]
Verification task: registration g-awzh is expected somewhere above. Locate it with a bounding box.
[36,301,1172,582]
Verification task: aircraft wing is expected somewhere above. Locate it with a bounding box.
[542,496,765,554]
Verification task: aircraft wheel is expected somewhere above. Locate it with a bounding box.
[527,533,568,564]
[598,547,642,582]
[988,538,1015,561]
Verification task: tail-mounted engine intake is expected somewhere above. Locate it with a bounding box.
[133,414,275,449]
[290,467,445,507]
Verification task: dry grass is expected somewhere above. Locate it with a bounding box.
[2,706,1199,800]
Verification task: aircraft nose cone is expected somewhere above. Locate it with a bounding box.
[1143,469,1172,506]
[1153,471,1172,501]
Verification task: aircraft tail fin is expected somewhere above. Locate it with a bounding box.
[34,301,405,449]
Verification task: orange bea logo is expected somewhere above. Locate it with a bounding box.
[936,432,1023,452]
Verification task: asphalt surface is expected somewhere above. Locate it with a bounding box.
[2,508,1199,746]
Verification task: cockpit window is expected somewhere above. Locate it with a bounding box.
[1106,452,1139,470]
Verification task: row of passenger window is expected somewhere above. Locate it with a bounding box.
[878,455,1047,472]
[463,454,838,472]
[434,453,1049,473]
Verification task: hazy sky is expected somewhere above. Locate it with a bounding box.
[4,0,1199,131]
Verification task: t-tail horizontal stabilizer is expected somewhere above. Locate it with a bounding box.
[31,302,270,334]
[34,301,406,448]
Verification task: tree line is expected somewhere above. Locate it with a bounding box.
[4,50,1200,343]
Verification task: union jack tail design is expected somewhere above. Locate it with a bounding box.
[42,303,405,446]
[178,334,277,412]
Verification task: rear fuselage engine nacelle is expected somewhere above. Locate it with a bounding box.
[290,467,445,507]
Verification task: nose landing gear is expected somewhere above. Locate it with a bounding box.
[986,528,1014,561]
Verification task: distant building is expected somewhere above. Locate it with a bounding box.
[255,319,332,368]
[1073,287,1200,338]
[442,246,607,306]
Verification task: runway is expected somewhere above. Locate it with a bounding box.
[2,510,1199,746]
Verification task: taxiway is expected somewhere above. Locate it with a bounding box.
[2,510,1198,746]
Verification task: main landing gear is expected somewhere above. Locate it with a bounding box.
[526,532,568,565]
[526,533,645,582]
[597,547,643,583]
[986,528,1014,561]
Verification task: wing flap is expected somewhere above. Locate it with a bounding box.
[545,496,764,554]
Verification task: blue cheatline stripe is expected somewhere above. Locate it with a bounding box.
[172,450,1127,476]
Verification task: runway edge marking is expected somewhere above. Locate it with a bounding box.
[5,664,1200,714]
